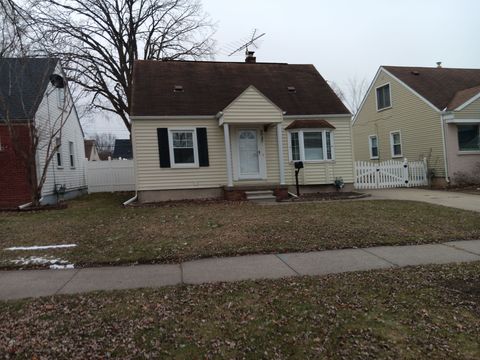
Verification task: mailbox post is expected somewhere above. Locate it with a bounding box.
[294,161,304,196]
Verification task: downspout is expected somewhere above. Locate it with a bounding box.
[439,112,450,184]
[18,197,43,210]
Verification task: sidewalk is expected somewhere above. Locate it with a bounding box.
[1,240,479,300]
[366,189,480,212]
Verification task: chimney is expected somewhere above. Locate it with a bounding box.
[245,51,256,63]
[436,61,442,68]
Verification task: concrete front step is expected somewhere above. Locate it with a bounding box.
[245,190,276,202]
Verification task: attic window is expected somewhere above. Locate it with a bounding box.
[287,86,296,93]
[173,85,184,92]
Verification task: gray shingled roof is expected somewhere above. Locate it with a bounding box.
[0,58,59,121]
[112,139,133,159]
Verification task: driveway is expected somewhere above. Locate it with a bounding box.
[366,188,480,212]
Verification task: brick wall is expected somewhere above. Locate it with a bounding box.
[0,125,33,208]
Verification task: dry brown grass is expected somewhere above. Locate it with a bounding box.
[1,193,479,268]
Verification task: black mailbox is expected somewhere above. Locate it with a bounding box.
[294,161,304,169]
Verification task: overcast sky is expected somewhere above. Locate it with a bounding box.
[83,0,480,139]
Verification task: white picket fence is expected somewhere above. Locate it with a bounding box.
[355,158,428,190]
[85,158,135,193]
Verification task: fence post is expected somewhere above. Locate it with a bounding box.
[403,158,409,187]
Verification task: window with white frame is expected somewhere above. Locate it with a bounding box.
[58,88,65,109]
[289,130,334,161]
[169,129,198,167]
[56,137,62,167]
[390,131,402,157]
[369,135,379,159]
[376,84,391,110]
[458,124,480,151]
[69,141,75,167]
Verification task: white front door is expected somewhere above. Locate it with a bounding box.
[238,129,261,179]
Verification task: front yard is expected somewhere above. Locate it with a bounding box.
[1,193,480,268]
[1,262,479,358]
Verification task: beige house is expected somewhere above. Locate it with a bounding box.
[84,140,101,161]
[352,65,480,186]
[129,55,354,202]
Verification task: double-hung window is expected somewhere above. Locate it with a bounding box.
[376,84,391,110]
[369,135,379,159]
[58,88,65,109]
[168,129,198,167]
[458,124,480,151]
[390,131,402,158]
[289,130,334,162]
[69,141,75,168]
[56,137,63,167]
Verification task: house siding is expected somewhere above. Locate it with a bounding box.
[222,86,283,124]
[132,116,354,192]
[133,119,229,191]
[283,117,354,185]
[455,96,480,119]
[353,70,445,177]
[447,97,480,183]
[35,64,86,201]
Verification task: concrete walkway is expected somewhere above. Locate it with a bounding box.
[366,188,480,212]
[1,240,480,300]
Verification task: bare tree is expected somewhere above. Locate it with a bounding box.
[29,0,215,132]
[94,132,116,152]
[329,77,368,116]
[344,77,368,115]
[0,0,29,56]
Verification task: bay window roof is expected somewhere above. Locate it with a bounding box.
[285,119,336,130]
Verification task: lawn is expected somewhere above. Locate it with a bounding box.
[1,262,479,358]
[0,192,480,269]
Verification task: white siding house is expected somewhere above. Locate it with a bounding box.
[35,62,86,203]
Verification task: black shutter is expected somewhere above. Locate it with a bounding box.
[196,127,209,167]
[157,128,170,168]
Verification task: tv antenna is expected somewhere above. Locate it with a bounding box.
[227,29,266,57]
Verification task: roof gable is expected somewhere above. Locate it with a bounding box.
[447,85,480,111]
[223,85,283,114]
[0,58,59,120]
[130,60,350,117]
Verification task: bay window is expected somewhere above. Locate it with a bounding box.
[288,130,334,162]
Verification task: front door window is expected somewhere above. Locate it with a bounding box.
[238,129,260,177]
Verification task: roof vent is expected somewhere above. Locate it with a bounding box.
[49,74,65,88]
[411,71,420,76]
[436,61,442,68]
[287,86,296,93]
[173,85,184,92]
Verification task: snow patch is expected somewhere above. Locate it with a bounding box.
[10,256,74,269]
[5,244,77,251]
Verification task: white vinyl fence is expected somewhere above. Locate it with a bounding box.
[355,158,428,190]
[86,158,135,193]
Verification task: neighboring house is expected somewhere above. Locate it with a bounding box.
[112,139,133,159]
[130,55,354,202]
[84,139,100,161]
[353,65,480,186]
[0,58,86,208]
